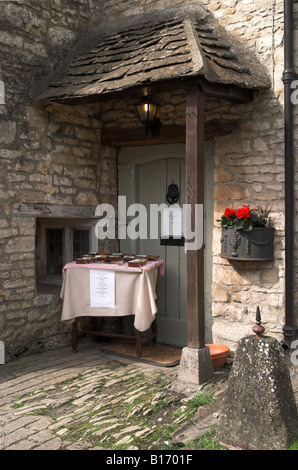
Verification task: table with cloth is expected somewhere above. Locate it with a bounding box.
[60,260,164,356]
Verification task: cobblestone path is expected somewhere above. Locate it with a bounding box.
[1,336,296,451]
[0,337,210,450]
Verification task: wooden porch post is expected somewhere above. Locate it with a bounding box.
[185,83,205,350]
[178,83,214,384]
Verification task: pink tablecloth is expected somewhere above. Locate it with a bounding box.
[60,260,164,332]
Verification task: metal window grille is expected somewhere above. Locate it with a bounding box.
[46,228,64,275]
[73,229,90,259]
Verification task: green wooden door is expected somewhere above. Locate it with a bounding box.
[118,143,214,347]
[118,145,187,346]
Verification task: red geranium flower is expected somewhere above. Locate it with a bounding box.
[218,205,270,232]
[224,208,235,218]
[236,205,251,219]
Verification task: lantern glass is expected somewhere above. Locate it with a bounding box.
[136,100,158,123]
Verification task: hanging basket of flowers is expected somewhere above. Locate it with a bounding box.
[218,206,274,261]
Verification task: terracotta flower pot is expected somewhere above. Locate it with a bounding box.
[206,344,230,370]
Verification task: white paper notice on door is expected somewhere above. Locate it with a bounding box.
[161,207,183,238]
[90,270,115,308]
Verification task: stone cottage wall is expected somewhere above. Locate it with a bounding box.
[0,0,114,359]
[101,0,296,348]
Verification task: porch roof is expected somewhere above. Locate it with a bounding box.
[36,4,270,104]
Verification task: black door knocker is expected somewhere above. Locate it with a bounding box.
[166,182,180,205]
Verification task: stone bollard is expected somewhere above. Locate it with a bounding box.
[216,309,298,450]
[178,346,214,385]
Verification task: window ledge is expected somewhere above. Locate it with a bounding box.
[37,278,62,296]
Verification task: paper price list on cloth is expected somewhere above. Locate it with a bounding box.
[90,270,115,308]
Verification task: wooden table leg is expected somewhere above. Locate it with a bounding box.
[136,330,142,357]
[71,319,78,351]
[152,318,157,344]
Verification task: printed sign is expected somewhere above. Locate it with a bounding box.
[161,207,183,238]
[90,270,115,308]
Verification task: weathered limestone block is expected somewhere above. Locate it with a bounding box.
[214,167,233,183]
[4,236,35,254]
[178,346,214,385]
[75,191,99,206]
[217,336,298,450]
[0,121,16,144]
[214,184,249,201]
[212,284,229,302]
[48,26,76,47]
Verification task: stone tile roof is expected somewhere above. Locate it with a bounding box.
[37,4,270,103]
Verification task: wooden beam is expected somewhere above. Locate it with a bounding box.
[102,125,185,147]
[102,120,237,147]
[185,84,205,349]
[12,203,98,218]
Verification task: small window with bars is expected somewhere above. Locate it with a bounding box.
[36,219,96,286]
